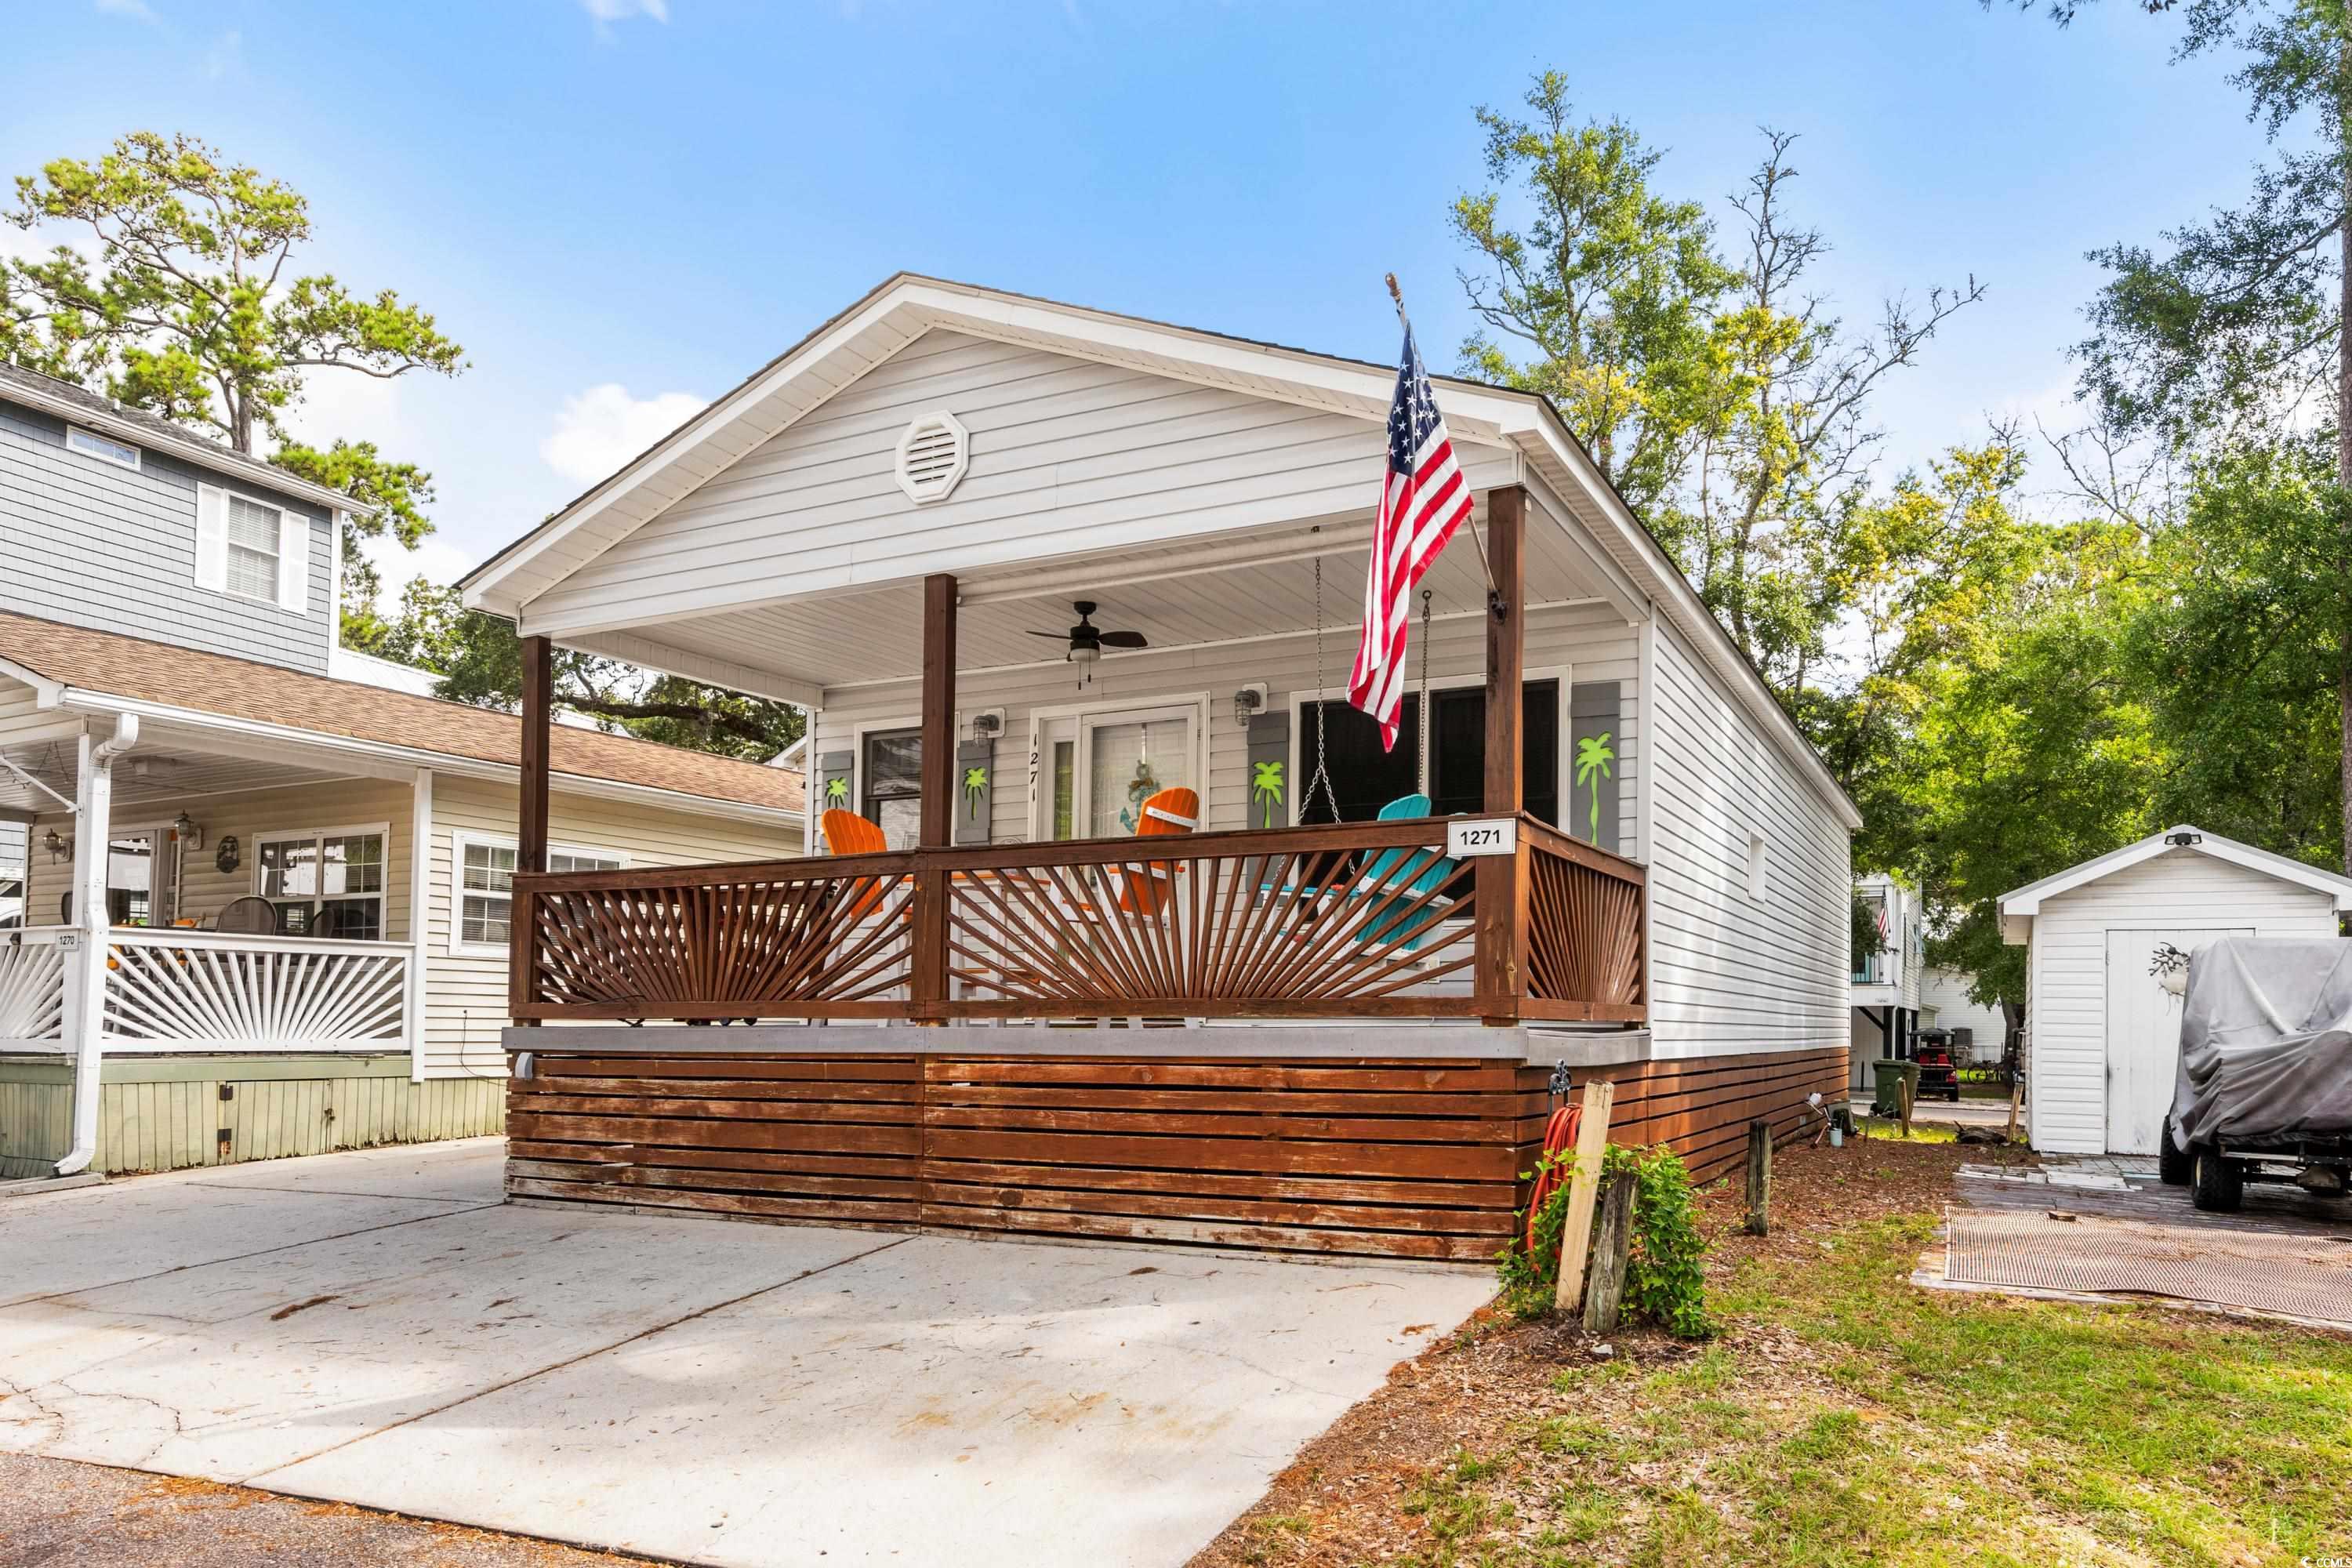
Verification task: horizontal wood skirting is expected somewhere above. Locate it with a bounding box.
[505,1044,1849,1260]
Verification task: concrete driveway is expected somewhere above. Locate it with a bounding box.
[0,1139,1490,1567]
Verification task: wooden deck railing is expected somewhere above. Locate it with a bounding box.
[509,813,1644,1026]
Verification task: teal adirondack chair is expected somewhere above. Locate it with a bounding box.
[1350,794,1459,950]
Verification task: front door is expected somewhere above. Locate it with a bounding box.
[2103,927,2248,1154]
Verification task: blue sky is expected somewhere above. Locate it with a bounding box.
[5,1,2268,601]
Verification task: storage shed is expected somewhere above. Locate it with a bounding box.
[1999,826,2352,1156]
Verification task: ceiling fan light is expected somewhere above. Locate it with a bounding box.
[1069,643,1101,665]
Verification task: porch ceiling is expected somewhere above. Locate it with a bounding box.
[596,506,1624,698]
[0,726,368,818]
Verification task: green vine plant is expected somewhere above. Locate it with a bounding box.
[1495,1142,1714,1338]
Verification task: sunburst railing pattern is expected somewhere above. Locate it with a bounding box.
[100,929,408,1050]
[0,928,67,1045]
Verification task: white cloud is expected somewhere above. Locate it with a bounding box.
[93,0,159,21]
[580,0,669,24]
[539,383,703,486]
[203,28,241,78]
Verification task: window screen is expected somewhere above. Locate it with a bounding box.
[226,495,281,601]
[1295,696,1421,824]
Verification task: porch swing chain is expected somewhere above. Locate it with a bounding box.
[1417,588,1432,788]
[1302,557,1341,825]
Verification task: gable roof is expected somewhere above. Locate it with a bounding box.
[458,273,1861,832]
[0,362,354,515]
[1999,825,2352,917]
[0,610,804,818]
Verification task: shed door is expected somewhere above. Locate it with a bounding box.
[2103,928,2248,1155]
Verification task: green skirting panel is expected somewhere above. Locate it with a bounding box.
[0,1056,505,1176]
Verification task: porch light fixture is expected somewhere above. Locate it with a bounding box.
[1232,684,1267,728]
[969,710,1004,744]
[2165,830,2203,848]
[43,828,70,863]
[172,811,203,851]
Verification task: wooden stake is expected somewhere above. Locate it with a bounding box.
[1898,1070,1915,1139]
[2006,1075,2023,1143]
[1552,1077,1615,1312]
[1744,1119,1772,1236]
[1582,1172,1636,1333]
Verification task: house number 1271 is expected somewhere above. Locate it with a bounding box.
[1445,819,1518,858]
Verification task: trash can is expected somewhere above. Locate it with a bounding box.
[1870,1059,1919,1119]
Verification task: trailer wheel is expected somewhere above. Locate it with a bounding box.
[2158,1119,2192,1186]
[2191,1146,2243,1212]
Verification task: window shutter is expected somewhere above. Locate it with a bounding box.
[277,510,310,613]
[194,485,229,593]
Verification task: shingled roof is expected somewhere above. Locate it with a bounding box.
[0,610,804,816]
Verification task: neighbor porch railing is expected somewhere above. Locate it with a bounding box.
[99,929,410,1051]
[0,927,69,1048]
[508,812,1645,1026]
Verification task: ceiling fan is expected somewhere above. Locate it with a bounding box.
[1028,601,1147,667]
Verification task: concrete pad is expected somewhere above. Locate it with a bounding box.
[1,1204,897,1480]
[264,1233,1491,1568]
[0,1178,494,1308]
[173,1138,506,1206]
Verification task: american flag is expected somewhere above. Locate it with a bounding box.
[1348,323,1474,750]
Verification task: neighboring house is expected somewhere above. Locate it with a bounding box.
[1998,825,2352,1157]
[1919,965,2007,1067]
[455,274,1861,1259]
[1848,872,1923,1090]
[0,366,804,1178]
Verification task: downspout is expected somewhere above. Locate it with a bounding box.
[55,713,137,1177]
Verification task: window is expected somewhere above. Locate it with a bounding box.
[1296,680,1559,826]
[67,426,140,470]
[456,838,622,952]
[226,495,284,602]
[257,826,387,939]
[1426,681,1560,825]
[861,729,925,851]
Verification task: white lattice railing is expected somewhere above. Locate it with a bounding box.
[0,927,69,1047]
[99,929,410,1052]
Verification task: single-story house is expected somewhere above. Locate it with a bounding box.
[0,610,804,1177]
[452,273,1864,1260]
[1920,964,2007,1067]
[1999,824,2352,1156]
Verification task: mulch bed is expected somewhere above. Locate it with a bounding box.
[1188,1128,2032,1566]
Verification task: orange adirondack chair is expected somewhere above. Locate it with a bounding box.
[820,808,893,921]
[1113,786,1199,916]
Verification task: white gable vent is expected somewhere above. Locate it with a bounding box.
[895,410,969,503]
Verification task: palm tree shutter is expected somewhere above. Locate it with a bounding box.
[1246,710,1290,829]
[1569,681,1621,853]
[814,751,853,833]
[954,739,993,845]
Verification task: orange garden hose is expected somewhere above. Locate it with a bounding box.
[1522,1098,1582,1256]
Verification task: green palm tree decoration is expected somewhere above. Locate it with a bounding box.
[963,765,989,819]
[1574,731,1615,844]
[824,776,848,807]
[1250,760,1286,827]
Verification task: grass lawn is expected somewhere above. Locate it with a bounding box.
[1192,1135,2352,1568]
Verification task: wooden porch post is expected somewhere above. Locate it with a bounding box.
[1475,485,1527,1024]
[912,574,956,1017]
[514,634,553,1027]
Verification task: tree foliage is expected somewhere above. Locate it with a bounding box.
[0,131,464,600]
[1454,77,1980,700]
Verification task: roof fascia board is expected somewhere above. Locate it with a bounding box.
[2000,826,2352,914]
[0,654,64,707]
[49,688,802,827]
[0,382,352,514]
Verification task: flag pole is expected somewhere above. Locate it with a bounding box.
[1385,273,1500,608]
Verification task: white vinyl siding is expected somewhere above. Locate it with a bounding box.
[528,329,1523,633]
[1642,618,1850,1062]
[812,598,1642,855]
[2023,851,2338,1154]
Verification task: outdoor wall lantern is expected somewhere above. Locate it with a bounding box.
[172,811,204,851]
[969,710,1004,744]
[42,828,70,864]
[1232,684,1268,728]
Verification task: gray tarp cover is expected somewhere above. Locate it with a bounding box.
[2170,937,2352,1151]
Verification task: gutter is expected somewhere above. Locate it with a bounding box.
[56,713,137,1178]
